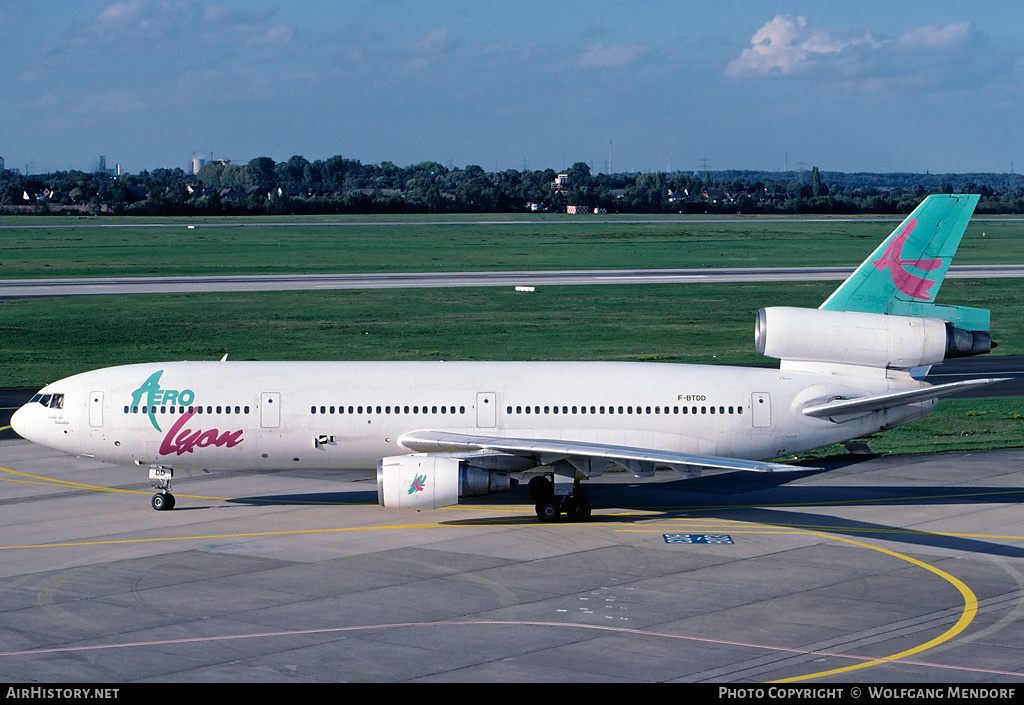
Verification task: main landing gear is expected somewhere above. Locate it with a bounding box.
[528,475,591,523]
[149,466,176,511]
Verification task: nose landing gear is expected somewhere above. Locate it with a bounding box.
[149,466,176,511]
[151,491,175,511]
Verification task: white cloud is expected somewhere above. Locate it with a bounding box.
[725,15,878,77]
[896,21,972,50]
[414,27,448,55]
[247,23,293,47]
[400,27,449,72]
[96,1,145,27]
[725,15,993,86]
[578,43,646,69]
[90,1,293,50]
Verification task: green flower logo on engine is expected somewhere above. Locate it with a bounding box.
[407,474,427,494]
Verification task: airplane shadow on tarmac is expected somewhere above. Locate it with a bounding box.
[224,458,1024,559]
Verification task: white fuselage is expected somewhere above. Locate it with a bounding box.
[11,360,931,472]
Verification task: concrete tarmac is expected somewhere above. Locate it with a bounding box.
[3,264,1024,299]
[2,439,1023,682]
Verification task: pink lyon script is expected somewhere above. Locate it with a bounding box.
[159,411,244,456]
[872,218,944,300]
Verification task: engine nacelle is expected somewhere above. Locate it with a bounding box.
[377,455,512,509]
[755,307,990,368]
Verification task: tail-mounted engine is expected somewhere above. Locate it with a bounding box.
[755,307,992,368]
[377,455,512,509]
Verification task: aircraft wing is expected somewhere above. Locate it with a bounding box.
[398,430,815,477]
[801,377,1009,421]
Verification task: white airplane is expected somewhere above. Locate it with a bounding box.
[11,194,1004,521]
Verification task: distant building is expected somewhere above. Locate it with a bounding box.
[702,188,734,205]
[94,156,115,176]
[0,156,5,172]
[552,173,570,192]
[191,157,207,175]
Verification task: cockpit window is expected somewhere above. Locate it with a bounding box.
[32,393,64,408]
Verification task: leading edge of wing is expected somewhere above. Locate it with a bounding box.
[398,431,814,473]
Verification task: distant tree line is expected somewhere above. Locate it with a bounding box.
[4,157,1024,216]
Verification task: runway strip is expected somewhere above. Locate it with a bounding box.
[2,264,1023,298]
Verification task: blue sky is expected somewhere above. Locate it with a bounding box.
[2,1,1023,175]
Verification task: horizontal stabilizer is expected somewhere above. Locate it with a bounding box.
[802,378,1009,420]
[399,430,815,474]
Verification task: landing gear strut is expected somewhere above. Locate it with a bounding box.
[149,466,175,511]
[529,475,591,523]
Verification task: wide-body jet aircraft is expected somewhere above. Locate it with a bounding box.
[12,194,1003,520]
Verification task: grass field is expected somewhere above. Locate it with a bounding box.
[1,214,1021,457]
[1,213,1023,279]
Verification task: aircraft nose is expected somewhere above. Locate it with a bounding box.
[10,403,35,441]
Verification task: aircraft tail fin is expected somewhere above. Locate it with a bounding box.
[819,194,987,331]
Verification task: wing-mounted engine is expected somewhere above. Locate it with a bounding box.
[376,455,512,509]
[755,307,991,369]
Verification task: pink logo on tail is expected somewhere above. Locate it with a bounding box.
[872,218,943,300]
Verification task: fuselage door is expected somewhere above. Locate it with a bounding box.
[751,393,771,428]
[89,391,103,427]
[261,392,281,428]
[476,392,496,428]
